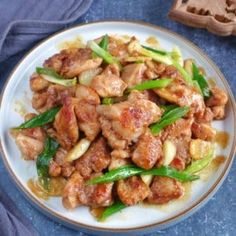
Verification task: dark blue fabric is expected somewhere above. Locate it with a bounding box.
[0,191,38,236]
[0,0,93,62]
[0,1,92,235]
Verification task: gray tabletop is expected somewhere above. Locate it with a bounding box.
[0,1,235,235]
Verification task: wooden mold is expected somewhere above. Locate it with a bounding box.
[169,0,236,36]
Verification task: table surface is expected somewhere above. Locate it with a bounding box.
[0,1,236,235]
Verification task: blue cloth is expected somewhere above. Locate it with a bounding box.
[0,191,38,236]
[0,0,92,235]
[0,0,236,236]
[0,0,93,62]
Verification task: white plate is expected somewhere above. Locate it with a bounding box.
[0,21,235,235]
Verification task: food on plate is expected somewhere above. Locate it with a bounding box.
[11,34,228,221]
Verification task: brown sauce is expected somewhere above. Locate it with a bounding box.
[200,155,226,181]
[215,131,229,149]
[27,179,49,200]
[146,36,159,46]
[27,177,67,200]
[208,77,217,87]
[90,207,105,219]
[58,36,85,50]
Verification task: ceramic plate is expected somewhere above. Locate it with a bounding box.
[0,21,235,235]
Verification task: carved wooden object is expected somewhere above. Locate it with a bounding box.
[169,0,236,36]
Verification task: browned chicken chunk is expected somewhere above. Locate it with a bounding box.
[132,129,162,169]
[62,172,87,209]
[75,137,111,178]
[211,106,225,120]
[32,84,76,113]
[44,48,102,78]
[91,64,127,97]
[75,85,101,141]
[117,176,150,205]
[14,113,46,160]
[49,147,75,178]
[206,87,228,107]
[153,66,205,118]
[54,97,79,150]
[97,91,162,150]
[15,134,44,160]
[191,122,216,141]
[206,87,228,120]
[85,174,114,207]
[62,172,113,209]
[148,176,184,204]
[30,73,50,92]
[121,63,147,88]
[162,118,193,169]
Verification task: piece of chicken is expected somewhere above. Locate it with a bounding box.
[206,86,228,120]
[132,128,162,169]
[14,113,46,160]
[49,148,75,178]
[121,63,147,88]
[145,61,166,79]
[108,36,129,61]
[30,73,50,92]
[161,118,193,169]
[117,176,150,205]
[85,173,114,207]
[32,84,76,113]
[97,91,162,150]
[91,64,127,97]
[191,122,216,141]
[62,172,87,209]
[153,65,205,118]
[206,87,228,107]
[75,137,111,178]
[62,172,113,209]
[53,97,79,150]
[148,176,184,204]
[75,85,101,141]
[44,48,102,78]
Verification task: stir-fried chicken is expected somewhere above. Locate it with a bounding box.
[53,97,79,150]
[162,118,193,169]
[91,64,127,97]
[49,148,75,178]
[30,73,50,92]
[32,84,76,113]
[62,171,87,209]
[62,172,113,209]
[14,113,46,160]
[206,87,228,120]
[75,85,100,141]
[97,91,162,150]
[75,137,111,178]
[148,176,184,204]
[44,48,102,78]
[132,128,162,169]
[117,176,150,205]
[154,66,205,118]
[145,61,166,79]
[121,63,147,88]
[12,34,230,217]
[191,122,216,141]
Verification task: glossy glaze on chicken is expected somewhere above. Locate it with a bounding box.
[12,35,228,220]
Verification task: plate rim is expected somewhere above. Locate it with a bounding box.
[0,20,236,234]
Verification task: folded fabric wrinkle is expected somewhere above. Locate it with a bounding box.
[0,0,93,62]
